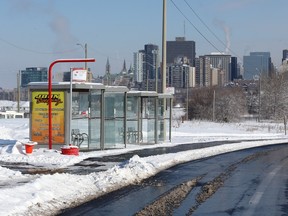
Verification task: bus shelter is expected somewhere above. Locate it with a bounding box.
[28,82,105,150]
[126,91,173,145]
[29,82,173,151]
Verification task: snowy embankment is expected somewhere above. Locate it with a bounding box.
[0,119,287,215]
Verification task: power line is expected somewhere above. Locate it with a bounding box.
[170,0,223,54]
[184,0,243,61]
[184,0,227,50]
[0,37,78,55]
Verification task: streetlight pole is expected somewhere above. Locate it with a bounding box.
[186,69,189,120]
[84,43,87,70]
[77,43,90,81]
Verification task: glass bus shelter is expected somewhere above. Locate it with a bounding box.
[126,91,173,145]
[29,82,173,150]
[28,82,105,150]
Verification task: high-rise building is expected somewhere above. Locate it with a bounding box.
[205,53,231,84]
[167,56,195,89]
[199,56,211,87]
[133,45,160,91]
[167,37,196,66]
[20,67,47,87]
[139,44,160,91]
[144,44,159,80]
[194,58,201,87]
[282,49,288,63]
[133,51,145,83]
[243,52,271,80]
[231,57,238,80]
[195,55,226,87]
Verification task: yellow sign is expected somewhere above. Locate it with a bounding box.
[31,91,65,144]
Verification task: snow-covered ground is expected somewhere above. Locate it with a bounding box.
[0,118,287,216]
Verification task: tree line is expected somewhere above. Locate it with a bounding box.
[187,71,288,122]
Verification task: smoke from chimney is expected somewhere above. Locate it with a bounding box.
[214,19,231,54]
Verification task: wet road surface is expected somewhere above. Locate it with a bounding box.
[59,143,288,216]
[66,139,266,175]
[0,139,260,175]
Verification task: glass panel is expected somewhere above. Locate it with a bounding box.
[158,98,165,142]
[126,120,138,143]
[115,118,125,144]
[72,92,89,118]
[89,90,102,150]
[127,97,138,119]
[127,96,140,144]
[90,91,101,118]
[89,119,101,149]
[165,99,172,141]
[71,92,89,148]
[105,117,125,147]
[147,118,155,143]
[104,93,125,148]
[141,97,156,144]
[104,119,116,147]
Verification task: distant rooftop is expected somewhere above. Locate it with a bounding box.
[175,37,185,41]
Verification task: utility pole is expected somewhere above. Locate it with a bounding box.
[17,71,20,113]
[161,0,167,140]
[84,43,88,70]
[213,90,215,121]
[186,70,189,120]
[162,0,166,94]
[258,75,261,122]
[77,43,91,82]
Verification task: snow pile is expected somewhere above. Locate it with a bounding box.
[0,118,287,215]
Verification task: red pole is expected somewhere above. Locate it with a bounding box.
[48,58,95,149]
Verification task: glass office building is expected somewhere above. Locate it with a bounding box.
[243,52,271,80]
[21,67,48,87]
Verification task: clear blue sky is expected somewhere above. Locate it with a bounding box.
[0,0,287,88]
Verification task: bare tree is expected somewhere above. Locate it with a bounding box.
[214,87,247,122]
[188,86,247,122]
[260,73,288,120]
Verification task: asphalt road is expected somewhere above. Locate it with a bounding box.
[59,143,288,216]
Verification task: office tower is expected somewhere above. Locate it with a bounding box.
[205,53,231,84]
[20,67,47,87]
[282,49,288,63]
[141,44,160,91]
[167,57,187,88]
[231,57,238,80]
[199,56,211,86]
[133,51,145,83]
[243,52,271,80]
[167,37,196,66]
[144,44,159,80]
[194,58,201,87]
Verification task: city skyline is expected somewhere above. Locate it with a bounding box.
[0,0,287,89]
